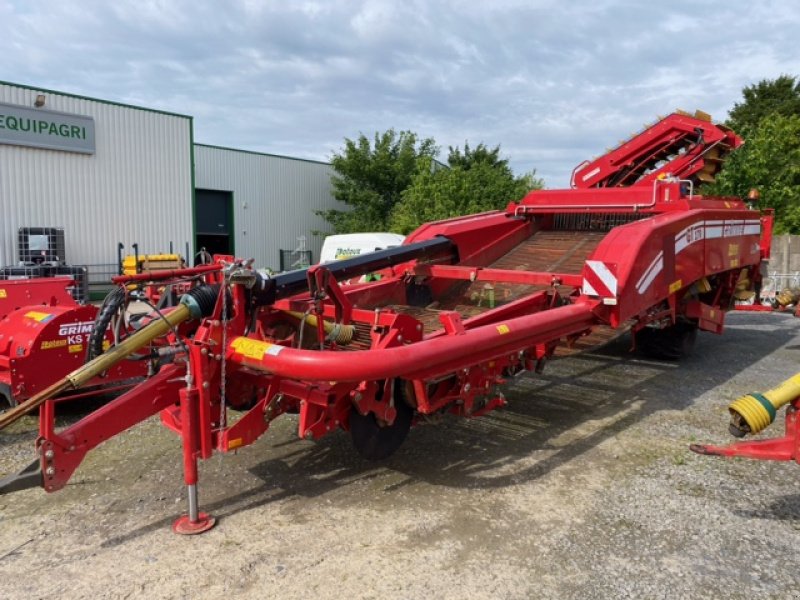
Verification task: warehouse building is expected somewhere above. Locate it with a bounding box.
[194,144,335,270]
[0,80,339,281]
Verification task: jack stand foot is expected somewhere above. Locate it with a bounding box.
[172,512,216,535]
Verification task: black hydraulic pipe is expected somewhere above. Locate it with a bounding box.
[252,236,458,305]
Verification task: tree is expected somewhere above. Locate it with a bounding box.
[705,75,800,233]
[446,142,507,170]
[709,114,800,233]
[727,75,800,135]
[390,144,543,234]
[318,130,438,233]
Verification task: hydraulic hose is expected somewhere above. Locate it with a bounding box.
[284,310,355,345]
[728,372,800,437]
[87,286,127,361]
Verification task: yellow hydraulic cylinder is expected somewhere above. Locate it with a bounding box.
[728,372,800,437]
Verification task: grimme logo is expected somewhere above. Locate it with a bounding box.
[58,320,95,344]
[724,223,744,237]
[688,225,704,243]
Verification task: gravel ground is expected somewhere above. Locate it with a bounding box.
[1,311,800,599]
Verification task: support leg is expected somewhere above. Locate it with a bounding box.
[173,386,215,535]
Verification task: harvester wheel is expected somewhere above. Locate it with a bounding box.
[636,321,698,360]
[87,286,129,361]
[349,381,413,460]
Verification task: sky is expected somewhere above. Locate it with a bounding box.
[1,0,798,186]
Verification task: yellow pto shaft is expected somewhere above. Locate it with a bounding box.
[728,372,800,437]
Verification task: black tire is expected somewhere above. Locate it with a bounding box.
[87,286,127,361]
[0,383,16,414]
[349,381,413,460]
[636,321,698,360]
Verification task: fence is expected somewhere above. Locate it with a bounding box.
[0,264,90,304]
[279,250,312,272]
[83,263,120,301]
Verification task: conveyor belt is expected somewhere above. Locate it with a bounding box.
[489,230,606,273]
[439,230,606,309]
[346,231,627,356]
[552,321,633,358]
[358,231,616,355]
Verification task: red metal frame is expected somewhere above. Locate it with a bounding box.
[572,112,742,189]
[691,399,800,463]
[0,112,773,535]
[0,277,77,320]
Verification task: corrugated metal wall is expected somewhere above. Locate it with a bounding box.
[194,144,341,269]
[0,83,193,268]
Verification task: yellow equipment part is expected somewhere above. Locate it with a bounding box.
[122,253,183,276]
[775,288,800,307]
[695,277,712,294]
[733,269,755,300]
[728,372,800,436]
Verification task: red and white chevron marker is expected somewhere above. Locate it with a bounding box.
[583,260,618,300]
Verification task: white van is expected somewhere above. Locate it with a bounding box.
[319,233,406,264]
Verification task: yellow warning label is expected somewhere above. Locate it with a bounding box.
[728,243,739,257]
[24,311,53,323]
[668,280,683,294]
[41,339,68,350]
[231,337,270,359]
[496,324,510,335]
[730,258,740,268]
[68,344,83,354]
[228,437,243,450]
[0,289,6,298]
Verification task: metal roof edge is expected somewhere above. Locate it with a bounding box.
[194,142,331,166]
[0,79,193,120]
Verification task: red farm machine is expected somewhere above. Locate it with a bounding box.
[0,111,773,534]
[0,237,197,413]
[0,275,143,411]
[0,229,153,412]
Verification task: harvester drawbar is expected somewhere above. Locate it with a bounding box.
[0,111,773,534]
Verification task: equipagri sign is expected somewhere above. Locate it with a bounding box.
[0,101,95,154]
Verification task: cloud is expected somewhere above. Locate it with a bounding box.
[1,0,798,185]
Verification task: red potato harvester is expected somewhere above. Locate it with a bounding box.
[0,111,773,534]
[0,276,145,411]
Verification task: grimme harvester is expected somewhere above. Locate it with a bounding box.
[0,111,773,534]
[0,249,195,411]
[0,273,145,411]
